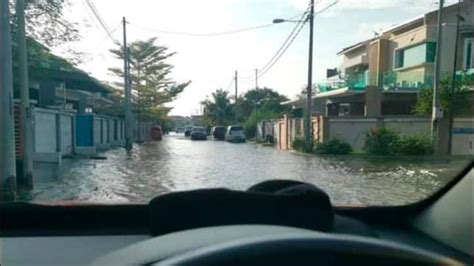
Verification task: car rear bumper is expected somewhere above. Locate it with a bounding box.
[191,134,207,140]
[227,136,246,142]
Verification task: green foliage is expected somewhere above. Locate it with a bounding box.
[364,127,400,155]
[415,73,473,116]
[291,137,306,152]
[201,87,289,131]
[243,109,278,139]
[236,87,290,121]
[397,134,433,155]
[109,38,190,122]
[364,128,434,156]
[201,89,234,126]
[314,138,352,155]
[10,0,81,59]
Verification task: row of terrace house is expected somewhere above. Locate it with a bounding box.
[284,0,474,117]
[274,0,474,155]
[13,39,151,175]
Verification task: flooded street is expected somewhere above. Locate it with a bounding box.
[21,133,469,206]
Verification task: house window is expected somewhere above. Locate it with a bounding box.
[463,38,473,70]
[394,42,436,69]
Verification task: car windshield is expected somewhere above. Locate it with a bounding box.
[0,0,472,207]
[230,126,243,131]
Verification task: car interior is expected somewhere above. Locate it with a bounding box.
[0,161,472,265]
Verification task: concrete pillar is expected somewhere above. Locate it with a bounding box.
[321,117,330,143]
[365,86,382,117]
[56,112,62,154]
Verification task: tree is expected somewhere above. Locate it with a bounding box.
[109,38,190,123]
[10,0,80,47]
[415,73,473,116]
[201,89,233,126]
[236,87,290,121]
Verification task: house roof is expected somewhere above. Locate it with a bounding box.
[338,1,464,55]
[381,1,465,34]
[381,15,425,35]
[24,38,111,94]
[337,38,374,55]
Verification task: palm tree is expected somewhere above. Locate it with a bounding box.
[108,38,190,130]
[202,89,233,126]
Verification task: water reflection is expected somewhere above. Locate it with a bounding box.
[20,134,469,206]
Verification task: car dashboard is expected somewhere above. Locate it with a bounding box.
[1,165,472,265]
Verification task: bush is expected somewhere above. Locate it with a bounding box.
[243,109,278,139]
[243,116,257,139]
[364,127,399,155]
[291,137,306,152]
[397,134,433,155]
[314,138,352,155]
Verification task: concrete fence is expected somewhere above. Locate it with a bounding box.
[33,108,127,159]
[33,108,75,162]
[267,115,473,155]
[77,114,125,154]
[326,117,430,150]
[134,121,153,142]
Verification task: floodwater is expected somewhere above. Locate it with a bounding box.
[20,133,470,206]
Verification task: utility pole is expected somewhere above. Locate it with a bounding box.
[305,0,314,152]
[234,70,238,101]
[448,1,463,154]
[431,0,444,154]
[16,0,33,189]
[1,0,17,199]
[255,68,258,89]
[234,70,238,123]
[123,17,133,151]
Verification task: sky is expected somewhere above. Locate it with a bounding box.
[53,0,458,116]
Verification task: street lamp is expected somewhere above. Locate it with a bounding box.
[273,0,314,152]
[272,19,304,24]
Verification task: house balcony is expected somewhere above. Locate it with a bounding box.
[341,54,368,71]
[382,70,433,91]
[317,70,375,93]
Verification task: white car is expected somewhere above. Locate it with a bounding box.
[225,125,246,142]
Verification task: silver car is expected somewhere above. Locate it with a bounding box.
[225,125,246,142]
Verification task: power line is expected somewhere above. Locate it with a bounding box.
[241,0,338,82]
[84,0,120,43]
[239,8,310,81]
[258,20,306,79]
[128,12,307,37]
[89,21,122,52]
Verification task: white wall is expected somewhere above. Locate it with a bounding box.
[101,118,108,144]
[328,118,378,150]
[384,117,431,135]
[327,116,473,155]
[93,117,101,145]
[108,119,115,142]
[452,118,474,155]
[60,114,73,155]
[34,109,57,153]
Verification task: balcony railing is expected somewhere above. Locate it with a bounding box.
[317,70,375,93]
[382,71,433,91]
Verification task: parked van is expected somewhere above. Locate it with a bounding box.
[225,125,246,143]
[211,126,226,140]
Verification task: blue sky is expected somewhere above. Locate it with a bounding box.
[56,0,457,116]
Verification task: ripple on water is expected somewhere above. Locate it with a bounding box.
[20,135,470,206]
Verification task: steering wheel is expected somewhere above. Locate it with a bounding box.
[155,232,460,266]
